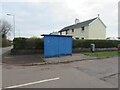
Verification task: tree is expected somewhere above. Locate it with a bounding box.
[0,20,11,39]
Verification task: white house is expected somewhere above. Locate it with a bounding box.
[59,17,106,39]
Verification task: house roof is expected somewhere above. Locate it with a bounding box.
[59,17,97,32]
[41,34,72,37]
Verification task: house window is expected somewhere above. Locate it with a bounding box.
[60,32,62,35]
[75,38,79,39]
[72,29,74,33]
[66,31,68,35]
[81,26,84,31]
[81,37,84,40]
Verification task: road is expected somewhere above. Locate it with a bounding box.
[0,46,13,63]
[0,46,13,89]
[2,56,118,88]
[0,46,13,55]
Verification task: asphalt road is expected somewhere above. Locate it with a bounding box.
[2,56,118,88]
[0,46,13,55]
[0,46,13,89]
[0,46,13,63]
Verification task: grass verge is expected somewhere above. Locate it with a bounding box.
[82,51,118,57]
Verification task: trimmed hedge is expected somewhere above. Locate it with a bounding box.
[13,37,119,49]
[72,39,119,48]
[13,37,44,49]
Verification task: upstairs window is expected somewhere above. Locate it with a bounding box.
[60,32,62,35]
[75,38,79,39]
[81,37,84,40]
[66,31,68,35]
[66,29,69,35]
[81,26,84,31]
[72,29,74,33]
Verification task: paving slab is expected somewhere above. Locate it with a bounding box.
[43,54,97,63]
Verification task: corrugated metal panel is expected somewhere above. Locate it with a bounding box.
[42,35,72,58]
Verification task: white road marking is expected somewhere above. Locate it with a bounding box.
[5,77,60,88]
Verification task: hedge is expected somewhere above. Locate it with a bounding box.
[13,37,119,49]
[13,37,44,49]
[72,39,119,48]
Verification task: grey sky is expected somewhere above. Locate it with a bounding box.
[1,0,119,39]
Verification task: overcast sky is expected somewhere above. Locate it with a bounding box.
[1,0,119,39]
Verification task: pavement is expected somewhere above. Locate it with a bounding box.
[2,46,45,65]
[43,54,99,64]
[2,54,45,65]
[2,52,99,66]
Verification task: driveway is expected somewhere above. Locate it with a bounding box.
[2,56,118,88]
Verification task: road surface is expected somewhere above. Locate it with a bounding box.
[0,46,13,89]
[0,46,13,55]
[0,46,13,63]
[2,56,118,88]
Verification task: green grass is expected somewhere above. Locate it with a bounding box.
[82,51,118,57]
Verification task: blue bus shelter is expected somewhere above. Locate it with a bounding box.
[42,35,72,58]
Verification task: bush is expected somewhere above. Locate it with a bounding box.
[73,39,119,48]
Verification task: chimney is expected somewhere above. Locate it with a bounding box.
[75,18,80,24]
